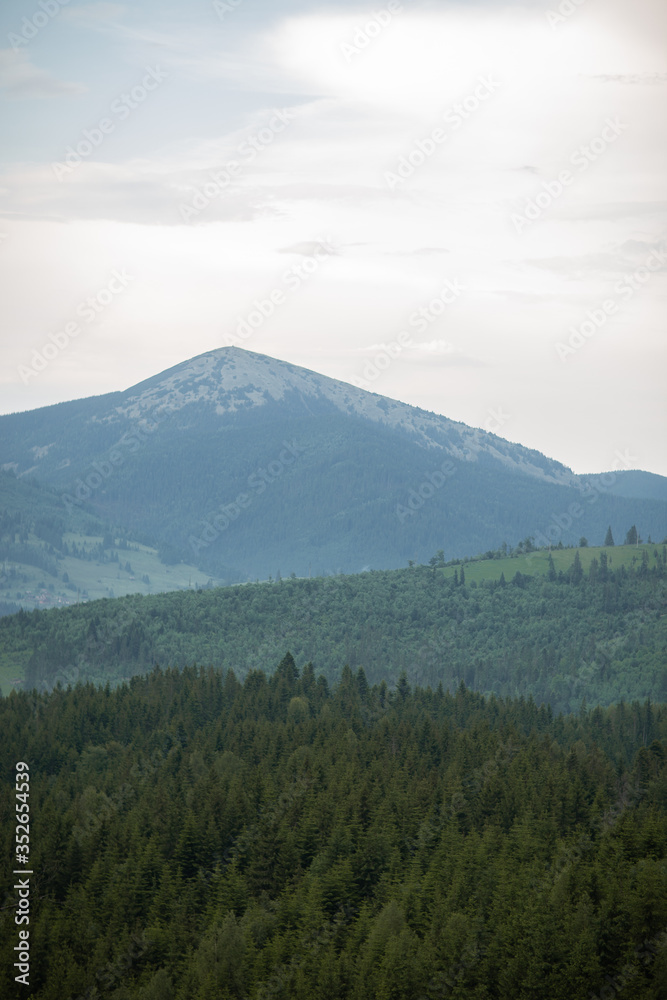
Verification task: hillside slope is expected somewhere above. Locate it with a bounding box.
[4,548,666,713]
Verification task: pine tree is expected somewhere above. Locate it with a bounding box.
[625,525,638,546]
[275,651,299,685]
[396,672,410,701]
[356,667,370,702]
[547,554,557,582]
[604,526,615,547]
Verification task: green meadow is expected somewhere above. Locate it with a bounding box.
[439,542,663,583]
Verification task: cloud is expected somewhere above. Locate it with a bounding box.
[408,247,450,256]
[277,240,340,256]
[408,339,455,356]
[0,161,278,226]
[358,339,485,367]
[617,237,667,258]
[556,202,667,222]
[587,72,667,85]
[530,238,667,278]
[0,50,85,100]
[381,246,453,257]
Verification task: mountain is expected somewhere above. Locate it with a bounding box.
[0,347,578,485]
[1,347,665,581]
[587,469,667,503]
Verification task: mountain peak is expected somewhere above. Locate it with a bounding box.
[121,345,396,419]
[113,346,575,486]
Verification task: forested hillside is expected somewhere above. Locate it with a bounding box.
[3,550,666,714]
[1,662,665,999]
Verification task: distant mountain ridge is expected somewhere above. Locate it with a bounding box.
[587,469,667,504]
[1,347,665,580]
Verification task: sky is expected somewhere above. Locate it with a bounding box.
[0,0,665,476]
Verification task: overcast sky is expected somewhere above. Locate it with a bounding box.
[1,0,665,475]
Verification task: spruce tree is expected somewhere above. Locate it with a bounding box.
[604,526,614,547]
[547,553,557,582]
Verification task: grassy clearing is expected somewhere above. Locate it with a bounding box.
[0,531,223,613]
[439,543,664,583]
